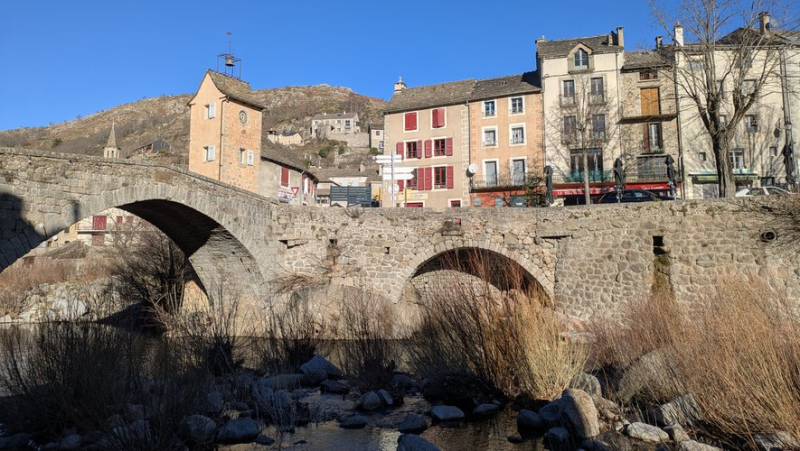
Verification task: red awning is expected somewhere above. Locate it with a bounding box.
[553,182,673,196]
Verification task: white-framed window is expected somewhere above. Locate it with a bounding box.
[562,80,575,105]
[206,103,216,119]
[510,124,526,145]
[433,166,448,189]
[483,100,496,117]
[574,49,589,69]
[204,145,215,161]
[510,157,527,185]
[483,159,499,187]
[510,96,524,114]
[590,77,604,103]
[247,150,254,166]
[769,146,778,157]
[482,127,498,147]
[730,148,745,170]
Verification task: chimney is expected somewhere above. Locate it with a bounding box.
[656,36,663,49]
[394,76,407,93]
[616,27,625,47]
[674,23,684,46]
[759,11,771,35]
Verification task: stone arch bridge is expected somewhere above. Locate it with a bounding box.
[1,148,798,322]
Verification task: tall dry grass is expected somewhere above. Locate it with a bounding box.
[588,277,799,444]
[408,249,586,400]
[0,259,79,317]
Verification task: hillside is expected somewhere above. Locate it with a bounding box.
[0,84,388,168]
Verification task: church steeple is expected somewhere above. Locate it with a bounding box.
[103,120,120,158]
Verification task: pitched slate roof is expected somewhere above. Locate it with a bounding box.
[384,79,477,114]
[312,112,359,121]
[537,34,622,58]
[260,139,317,180]
[470,72,540,101]
[207,71,266,110]
[622,50,672,71]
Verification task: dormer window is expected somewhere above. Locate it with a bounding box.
[574,49,589,69]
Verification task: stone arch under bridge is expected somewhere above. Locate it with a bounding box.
[0,148,274,305]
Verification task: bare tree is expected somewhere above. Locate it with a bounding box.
[651,0,796,197]
[546,76,619,205]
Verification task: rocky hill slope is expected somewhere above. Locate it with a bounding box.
[0,85,388,168]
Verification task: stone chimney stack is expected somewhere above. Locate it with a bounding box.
[656,36,663,49]
[394,77,406,94]
[674,23,684,46]
[759,11,771,35]
[616,27,625,47]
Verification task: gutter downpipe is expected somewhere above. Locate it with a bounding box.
[673,52,687,199]
[219,98,226,181]
[780,48,794,188]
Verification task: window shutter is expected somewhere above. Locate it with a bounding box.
[208,145,215,161]
[281,167,290,186]
[425,167,433,191]
[405,112,417,131]
[424,139,432,158]
[445,138,453,156]
[417,140,422,159]
[398,180,404,192]
[396,142,404,160]
[642,124,650,152]
[446,166,454,189]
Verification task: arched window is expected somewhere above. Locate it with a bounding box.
[574,49,589,69]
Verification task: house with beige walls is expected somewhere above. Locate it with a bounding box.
[468,72,544,207]
[383,78,474,208]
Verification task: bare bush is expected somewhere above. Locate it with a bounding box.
[0,259,79,317]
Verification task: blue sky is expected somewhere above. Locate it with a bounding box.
[1,0,667,130]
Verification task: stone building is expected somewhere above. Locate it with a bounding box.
[311,112,361,137]
[260,140,318,205]
[266,130,303,146]
[468,72,544,207]
[368,123,384,151]
[103,121,120,159]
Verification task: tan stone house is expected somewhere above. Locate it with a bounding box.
[383,78,474,208]
[311,112,361,138]
[468,72,544,207]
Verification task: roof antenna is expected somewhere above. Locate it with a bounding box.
[217,31,242,79]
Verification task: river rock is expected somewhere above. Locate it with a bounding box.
[396,413,428,433]
[517,409,545,431]
[581,439,612,451]
[216,418,260,444]
[653,394,702,426]
[0,433,32,449]
[377,389,394,406]
[538,399,563,425]
[472,403,499,416]
[625,422,669,443]
[320,379,350,394]
[397,434,440,451]
[207,390,224,414]
[179,415,217,444]
[663,424,690,442]
[301,368,328,386]
[339,415,369,429]
[677,440,722,451]
[392,373,414,390]
[299,355,343,378]
[754,431,799,451]
[544,427,571,449]
[559,388,599,439]
[357,391,382,411]
[430,405,465,422]
[57,434,82,450]
[569,373,602,397]
[255,434,275,445]
[263,374,304,390]
[616,349,672,404]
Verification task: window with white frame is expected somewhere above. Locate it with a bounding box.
[484,160,499,187]
[574,49,589,69]
[483,100,496,117]
[590,77,604,103]
[204,145,215,161]
[483,128,497,147]
[510,97,524,114]
[206,103,216,119]
[562,80,575,105]
[730,148,745,170]
[510,125,526,145]
[511,158,526,185]
[433,138,447,156]
[434,166,447,189]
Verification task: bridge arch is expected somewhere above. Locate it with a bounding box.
[395,240,554,304]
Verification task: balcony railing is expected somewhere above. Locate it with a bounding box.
[560,170,612,184]
[472,172,537,189]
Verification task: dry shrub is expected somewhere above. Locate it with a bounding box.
[0,259,78,317]
[408,249,585,400]
[587,277,799,443]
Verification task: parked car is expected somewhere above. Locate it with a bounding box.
[596,189,674,204]
[735,186,793,197]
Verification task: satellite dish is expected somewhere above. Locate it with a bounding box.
[467,163,478,176]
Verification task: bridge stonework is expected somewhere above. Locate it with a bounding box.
[1,148,798,322]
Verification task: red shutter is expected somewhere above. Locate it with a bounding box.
[281,167,290,186]
[416,140,422,159]
[398,180,404,192]
[432,108,443,128]
[424,140,432,158]
[396,142,404,160]
[92,216,107,231]
[425,167,433,191]
[445,137,453,156]
[446,166,454,189]
[405,112,417,131]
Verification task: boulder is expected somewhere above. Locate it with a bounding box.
[625,422,669,443]
[357,391,382,411]
[207,390,224,414]
[377,389,394,407]
[538,399,563,425]
[179,415,217,444]
[255,434,275,445]
[544,427,571,450]
[299,355,343,378]
[559,389,600,439]
[397,434,440,451]
[652,394,702,426]
[392,373,414,390]
[57,434,82,450]
[472,403,499,416]
[754,432,799,451]
[677,441,722,451]
[430,405,465,422]
[301,368,328,386]
[616,349,672,404]
[339,415,369,429]
[396,413,428,433]
[320,379,350,394]
[663,424,690,443]
[569,373,602,397]
[216,418,260,444]
[517,409,545,431]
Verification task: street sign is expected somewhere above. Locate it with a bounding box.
[374,155,402,163]
[388,184,400,194]
[383,173,415,181]
[388,166,416,174]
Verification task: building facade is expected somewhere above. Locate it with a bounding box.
[311,112,361,138]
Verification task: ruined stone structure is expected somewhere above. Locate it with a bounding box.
[2,148,798,324]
